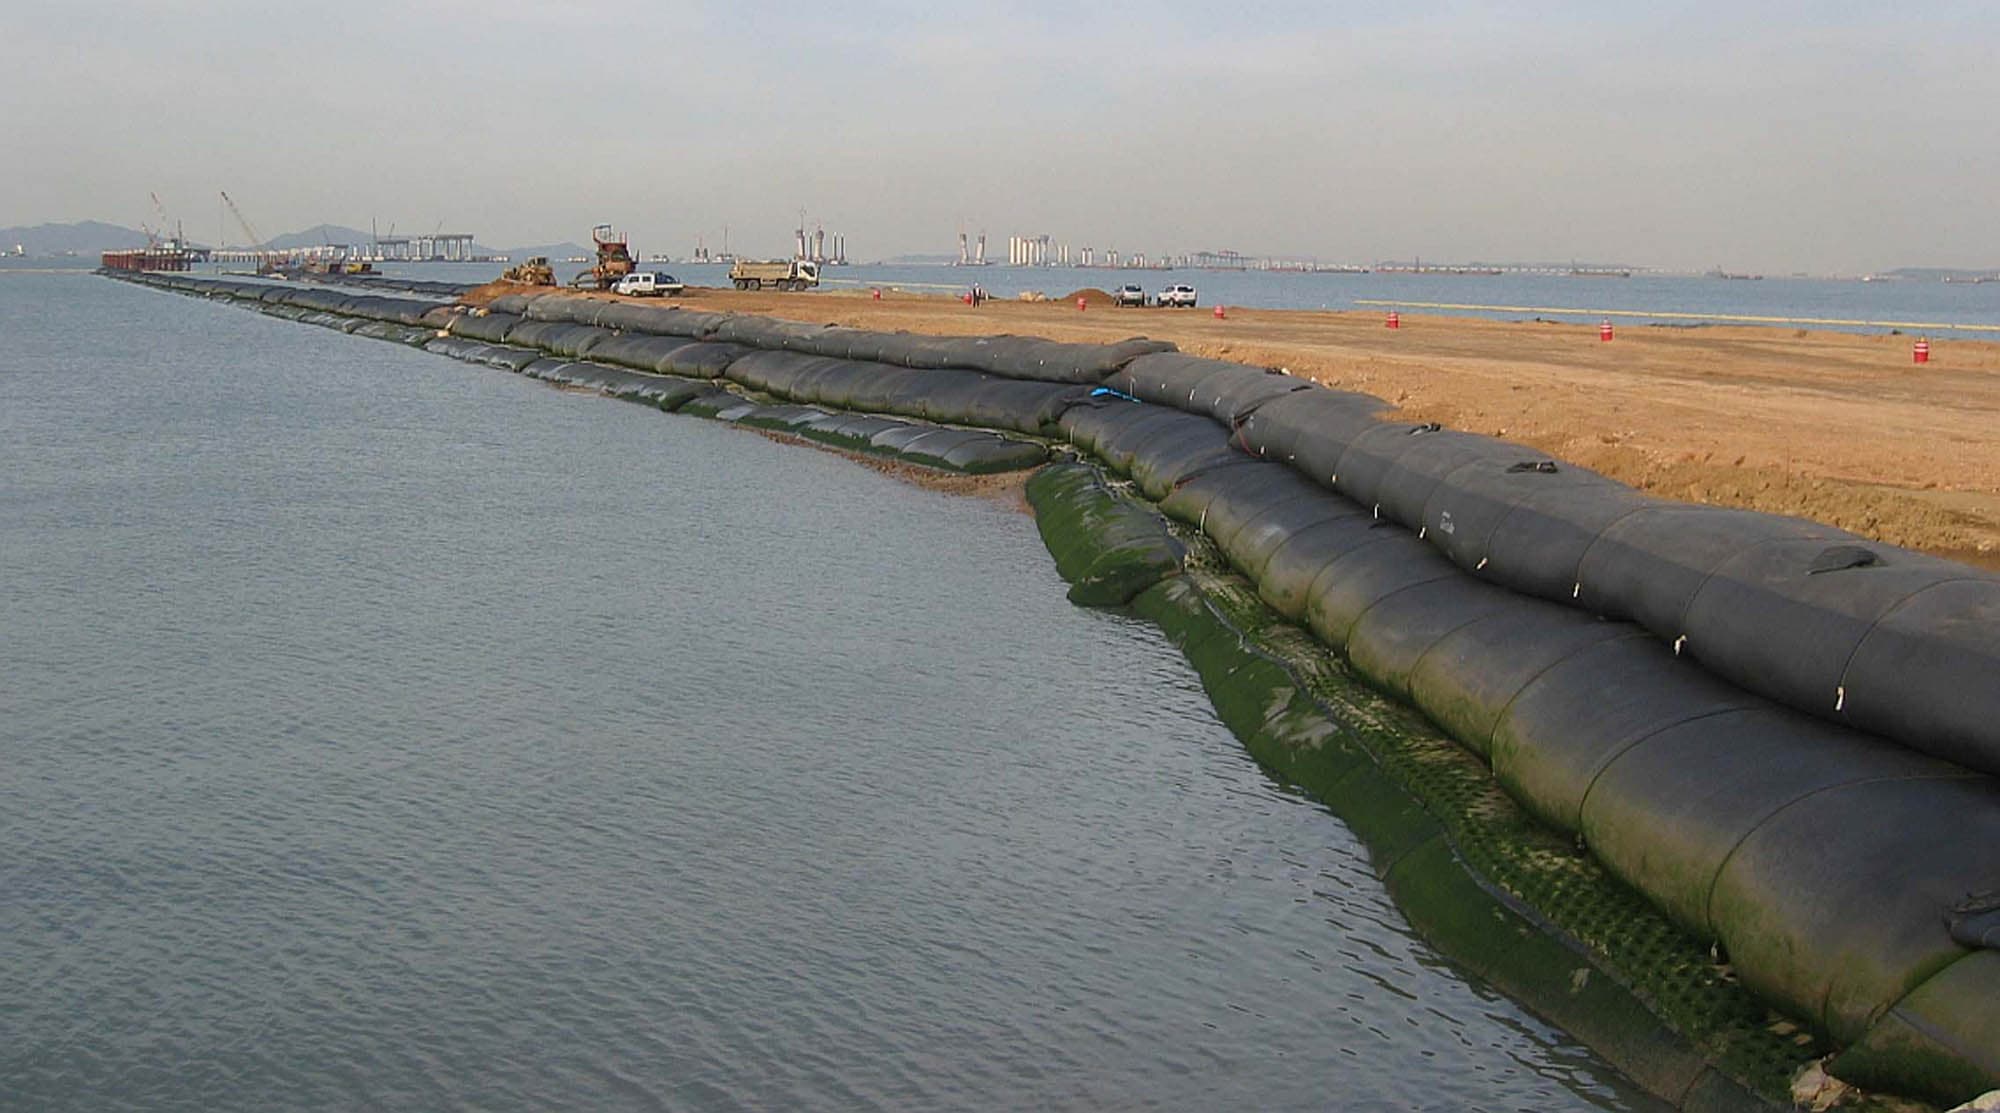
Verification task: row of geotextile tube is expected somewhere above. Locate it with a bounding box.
[1061,389,1999,1102]
[285,274,474,299]
[130,272,461,328]
[110,272,1999,1102]
[111,273,1052,477]
[475,290,2000,779]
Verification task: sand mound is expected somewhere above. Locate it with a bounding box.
[1064,287,1116,307]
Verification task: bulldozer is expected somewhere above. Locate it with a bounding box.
[572,224,636,289]
[500,255,555,286]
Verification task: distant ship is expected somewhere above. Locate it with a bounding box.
[1707,269,1764,280]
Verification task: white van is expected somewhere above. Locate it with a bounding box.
[613,271,685,297]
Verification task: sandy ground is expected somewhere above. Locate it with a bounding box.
[475,281,2000,566]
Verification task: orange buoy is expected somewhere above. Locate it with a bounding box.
[1600,319,1614,342]
[1914,338,1931,364]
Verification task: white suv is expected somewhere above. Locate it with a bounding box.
[1157,283,1198,308]
[613,271,685,297]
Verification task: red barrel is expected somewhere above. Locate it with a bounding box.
[871,287,881,301]
[1600,319,1615,342]
[963,291,974,305]
[1914,338,1931,364]
[1213,304,1227,319]
[1386,310,1400,329]
[1078,297,1087,312]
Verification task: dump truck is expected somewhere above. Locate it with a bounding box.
[730,259,820,291]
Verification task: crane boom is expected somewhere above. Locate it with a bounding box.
[148,192,171,245]
[219,191,262,250]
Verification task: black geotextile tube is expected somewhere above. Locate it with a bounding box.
[583,333,694,373]
[486,293,542,316]
[798,413,907,450]
[521,295,610,325]
[339,294,443,326]
[506,320,612,359]
[448,312,521,344]
[1108,352,1315,426]
[1123,418,1247,501]
[591,302,728,337]
[1573,505,1858,636]
[734,404,832,432]
[1341,424,1528,527]
[1236,387,1395,476]
[888,428,982,465]
[1025,463,1186,605]
[1681,542,2000,775]
[1076,395,2000,1097]
[1136,355,2000,780]
[478,345,544,373]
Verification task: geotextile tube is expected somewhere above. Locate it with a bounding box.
[1024,464,1186,605]
[106,269,2000,1108]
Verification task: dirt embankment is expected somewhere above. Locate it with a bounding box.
[467,281,2000,565]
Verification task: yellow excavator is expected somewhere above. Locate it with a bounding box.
[501,256,555,285]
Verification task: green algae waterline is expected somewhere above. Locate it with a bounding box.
[102,270,2000,1110]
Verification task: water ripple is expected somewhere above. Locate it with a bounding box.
[0,275,1661,1111]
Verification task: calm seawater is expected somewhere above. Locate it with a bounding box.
[0,274,1659,1111]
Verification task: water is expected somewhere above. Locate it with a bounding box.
[1,274,1661,1111]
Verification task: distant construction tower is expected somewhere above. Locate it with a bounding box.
[958,232,970,266]
[1007,234,1053,266]
[975,233,987,266]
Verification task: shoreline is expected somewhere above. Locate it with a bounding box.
[115,272,2000,1108]
[489,283,2000,567]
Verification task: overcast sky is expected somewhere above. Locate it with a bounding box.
[5,1,1995,272]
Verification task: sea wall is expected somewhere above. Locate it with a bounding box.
[105,271,2000,1108]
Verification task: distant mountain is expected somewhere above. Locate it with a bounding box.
[496,242,593,261]
[0,220,150,256]
[1884,266,2000,281]
[258,224,377,250]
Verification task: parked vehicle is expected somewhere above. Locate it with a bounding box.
[730,259,820,291]
[1157,283,1199,308]
[613,271,684,297]
[1112,283,1148,307]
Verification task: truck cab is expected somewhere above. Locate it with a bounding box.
[730,259,821,291]
[613,271,684,297]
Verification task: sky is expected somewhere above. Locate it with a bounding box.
[4,0,1996,272]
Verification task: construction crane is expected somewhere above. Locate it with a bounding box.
[220,191,278,272]
[219,191,262,252]
[147,192,172,247]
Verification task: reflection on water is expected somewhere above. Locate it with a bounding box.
[0,275,1659,1111]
